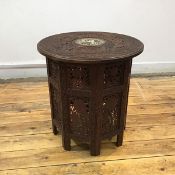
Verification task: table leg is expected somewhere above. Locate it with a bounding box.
[124,59,132,130]
[52,123,58,135]
[46,58,59,135]
[60,63,71,151]
[116,59,132,145]
[48,83,59,135]
[117,130,124,146]
[89,65,103,156]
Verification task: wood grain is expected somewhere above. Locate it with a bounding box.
[0,76,174,174]
[1,124,175,152]
[0,120,51,136]
[0,138,175,170]
[0,155,174,175]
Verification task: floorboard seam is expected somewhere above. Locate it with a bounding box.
[0,154,174,172]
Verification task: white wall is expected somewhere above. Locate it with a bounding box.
[0,0,175,78]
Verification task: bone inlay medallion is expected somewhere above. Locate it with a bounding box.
[75,38,106,46]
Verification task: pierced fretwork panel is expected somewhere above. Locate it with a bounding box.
[102,94,121,137]
[67,65,89,88]
[104,62,125,87]
[48,59,60,79]
[50,84,61,128]
[69,97,90,138]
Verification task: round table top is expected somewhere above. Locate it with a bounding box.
[37,32,144,63]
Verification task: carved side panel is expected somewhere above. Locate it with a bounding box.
[102,94,121,138]
[104,62,125,87]
[69,96,90,140]
[47,60,126,142]
[48,59,60,80]
[47,59,62,130]
[50,84,62,128]
[67,65,89,88]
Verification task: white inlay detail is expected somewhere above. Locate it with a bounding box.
[75,38,105,46]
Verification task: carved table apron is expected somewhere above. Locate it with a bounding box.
[37,32,144,156]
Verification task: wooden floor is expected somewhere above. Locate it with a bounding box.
[0,76,175,175]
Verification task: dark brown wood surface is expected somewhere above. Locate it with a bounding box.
[37,32,144,63]
[46,58,133,156]
[37,31,144,156]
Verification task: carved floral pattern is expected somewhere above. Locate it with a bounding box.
[48,59,60,79]
[69,96,90,138]
[67,65,89,88]
[47,61,124,142]
[104,62,125,87]
[50,84,61,129]
[102,94,121,137]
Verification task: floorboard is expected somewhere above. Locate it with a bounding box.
[0,76,174,174]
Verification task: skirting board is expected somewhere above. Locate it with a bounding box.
[0,62,174,79]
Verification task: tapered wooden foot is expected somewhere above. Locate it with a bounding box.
[124,124,126,130]
[52,124,58,135]
[90,142,101,156]
[62,135,71,151]
[116,132,124,147]
[124,116,127,130]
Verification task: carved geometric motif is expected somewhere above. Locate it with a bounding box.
[69,96,90,138]
[104,62,125,87]
[50,84,62,128]
[67,65,89,88]
[102,94,121,137]
[48,59,60,79]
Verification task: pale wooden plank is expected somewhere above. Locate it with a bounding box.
[0,155,174,175]
[1,79,175,104]
[1,96,175,113]
[129,89,175,96]
[133,77,175,86]
[125,124,175,141]
[1,86,174,100]
[1,80,174,101]
[0,138,175,170]
[0,81,48,89]
[0,84,48,92]
[0,133,59,152]
[127,103,175,115]
[0,83,48,97]
[0,120,51,136]
[0,95,45,105]
[2,78,174,90]
[1,124,175,152]
[127,113,175,127]
[130,83,175,89]
[0,76,174,91]
[0,110,50,124]
[0,93,49,104]
[0,101,49,112]
[128,95,175,105]
[0,76,174,174]
[0,98,49,105]
[0,103,174,116]
[132,76,175,82]
[0,112,174,138]
[1,93,175,109]
[0,86,174,108]
[1,97,175,113]
[0,111,174,127]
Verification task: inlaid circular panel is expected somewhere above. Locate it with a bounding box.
[37,32,144,63]
[75,38,105,46]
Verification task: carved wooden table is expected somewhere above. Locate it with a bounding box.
[37,32,144,156]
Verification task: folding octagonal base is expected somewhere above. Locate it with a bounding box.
[46,58,132,156]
